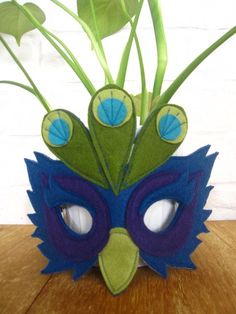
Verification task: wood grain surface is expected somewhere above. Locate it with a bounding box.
[0,222,235,314]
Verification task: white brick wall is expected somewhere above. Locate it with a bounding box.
[0,0,236,223]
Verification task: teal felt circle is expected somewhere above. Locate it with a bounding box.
[97,98,128,127]
[158,114,181,141]
[48,118,70,146]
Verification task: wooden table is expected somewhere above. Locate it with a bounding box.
[0,221,235,314]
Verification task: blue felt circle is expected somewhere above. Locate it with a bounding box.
[97,98,127,126]
[159,114,181,141]
[48,118,70,146]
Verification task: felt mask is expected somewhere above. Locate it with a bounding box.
[26,85,217,295]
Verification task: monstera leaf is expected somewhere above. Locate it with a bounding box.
[77,0,139,40]
[0,1,46,45]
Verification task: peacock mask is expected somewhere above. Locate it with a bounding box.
[26,85,217,295]
[0,0,234,298]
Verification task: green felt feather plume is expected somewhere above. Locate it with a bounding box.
[123,104,188,188]
[42,109,108,188]
[0,0,235,191]
[88,85,136,194]
[41,86,188,193]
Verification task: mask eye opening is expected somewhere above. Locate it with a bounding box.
[143,199,180,233]
[58,203,94,236]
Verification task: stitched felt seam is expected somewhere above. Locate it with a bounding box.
[116,111,136,193]
[123,106,161,186]
[88,112,115,190]
[42,109,108,188]
[122,105,188,188]
[37,169,111,262]
[88,85,136,194]
[126,169,211,257]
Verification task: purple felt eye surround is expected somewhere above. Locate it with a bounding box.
[125,171,202,257]
[42,175,111,262]
[26,147,216,281]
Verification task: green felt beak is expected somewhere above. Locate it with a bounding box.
[98,228,139,295]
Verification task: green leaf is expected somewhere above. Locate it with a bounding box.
[50,0,114,84]
[154,26,236,109]
[77,0,139,40]
[131,92,153,117]
[0,1,46,45]
[121,0,147,124]
[0,35,51,112]
[116,0,144,88]
[148,0,168,100]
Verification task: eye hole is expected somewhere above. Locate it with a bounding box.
[60,204,93,235]
[143,199,179,233]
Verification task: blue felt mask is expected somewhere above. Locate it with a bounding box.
[26,85,217,295]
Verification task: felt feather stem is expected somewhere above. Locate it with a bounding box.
[50,0,114,84]
[12,0,96,96]
[0,35,51,112]
[148,0,168,100]
[120,0,148,124]
[154,26,236,109]
[116,0,144,88]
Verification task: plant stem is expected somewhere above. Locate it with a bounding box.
[116,0,144,88]
[154,26,236,109]
[51,0,114,84]
[12,0,96,95]
[0,35,51,112]
[120,0,148,124]
[89,0,107,61]
[46,30,89,84]
[148,0,168,100]
[0,80,36,95]
[89,0,110,84]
